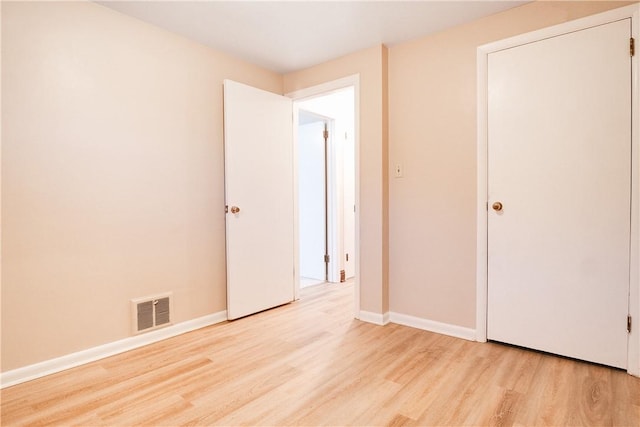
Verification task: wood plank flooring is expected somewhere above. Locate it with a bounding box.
[2,282,639,426]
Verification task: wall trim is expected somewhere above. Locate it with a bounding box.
[358,310,390,326]
[389,312,476,341]
[358,310,476,342]
[1,311,228,389]
[477,4,640,376]
[285,74,360,100]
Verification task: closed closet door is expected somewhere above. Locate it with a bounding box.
[487,19,631,368]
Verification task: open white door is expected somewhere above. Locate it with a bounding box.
[487,20,631,368]
[298,114,328,282]
[224,80,294,320]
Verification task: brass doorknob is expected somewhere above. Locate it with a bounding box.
[492,202,503,212]
[230,206,240,214]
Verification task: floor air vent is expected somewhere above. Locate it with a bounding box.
[131,293,173,334]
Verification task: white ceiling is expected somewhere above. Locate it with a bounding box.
[97,1,530,73]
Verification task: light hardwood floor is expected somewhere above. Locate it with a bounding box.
[2,282,639,426]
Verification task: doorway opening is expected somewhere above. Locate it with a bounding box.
[294,86,356,293]
[298,110,331,287]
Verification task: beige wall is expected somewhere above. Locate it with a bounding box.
[284,45,390,314]
[1,1,282,371]
[388,0,633,328]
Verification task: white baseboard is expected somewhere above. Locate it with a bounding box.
[389,312,476,341]
[358,310,390,326]
[1,311,227,389]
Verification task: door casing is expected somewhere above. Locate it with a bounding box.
[476,4,640,376]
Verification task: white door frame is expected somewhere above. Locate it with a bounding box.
[287,75,360,317]
[476,4,640,376]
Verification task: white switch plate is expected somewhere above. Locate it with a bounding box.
[394,164,403,178]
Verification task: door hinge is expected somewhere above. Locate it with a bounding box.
[324,254,330,263]
[323,129,329,140]
[631,38,635,57]
[628,315,632,333]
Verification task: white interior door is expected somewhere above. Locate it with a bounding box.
[224,80,294,320]
[343,125,356,279]
[298,116,327,281]
[487,20,631,368]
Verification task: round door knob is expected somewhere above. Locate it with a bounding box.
[230,206,240,214]
[492,202,503,212]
